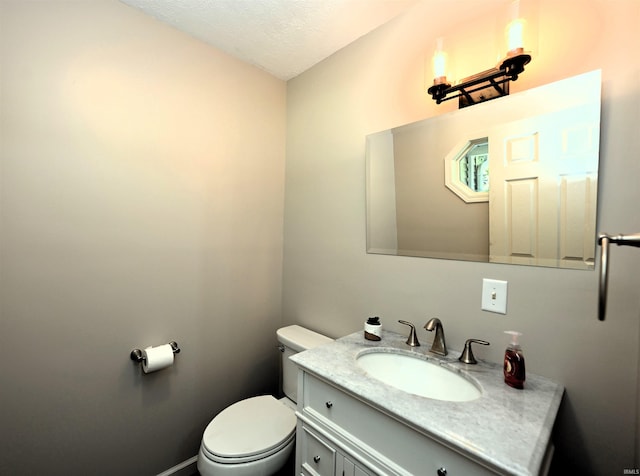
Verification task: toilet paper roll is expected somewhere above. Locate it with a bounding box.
[142,344,174,373]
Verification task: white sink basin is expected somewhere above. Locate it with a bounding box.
[356,351,481,402]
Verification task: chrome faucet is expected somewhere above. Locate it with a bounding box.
[424,318,447,356]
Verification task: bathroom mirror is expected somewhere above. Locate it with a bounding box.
[366,70,601,269]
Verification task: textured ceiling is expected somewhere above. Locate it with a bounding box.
[119,0,508,81]
[120,0,419,80]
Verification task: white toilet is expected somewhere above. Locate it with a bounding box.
[197,325,333,476]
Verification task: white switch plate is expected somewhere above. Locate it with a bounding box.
[481,279,508,314]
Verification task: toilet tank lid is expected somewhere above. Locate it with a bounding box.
[277,325,333,352]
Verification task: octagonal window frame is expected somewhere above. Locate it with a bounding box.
[444,136,489,203]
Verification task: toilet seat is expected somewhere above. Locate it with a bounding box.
[201,395,296,464]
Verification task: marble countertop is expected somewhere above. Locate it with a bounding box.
[290,330,564,476]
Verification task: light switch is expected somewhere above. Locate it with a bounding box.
[481,279,508,314]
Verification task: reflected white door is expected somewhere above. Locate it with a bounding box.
[489,104,600,268]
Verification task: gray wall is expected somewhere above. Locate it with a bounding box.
[392,116,489,260]
[284,1,640,474]
[0,1,286,475]
[2,0,639,475]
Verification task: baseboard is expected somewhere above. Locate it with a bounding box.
[156,455,198,476]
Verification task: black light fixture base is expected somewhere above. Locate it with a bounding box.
[456,67,511,108]
[500,52,532,81]
[427,81,452,105]
[427,53,531,108]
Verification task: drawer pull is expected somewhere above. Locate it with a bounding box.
[325,401,333,408]
[313,455,321,463]
[437,468,447,476]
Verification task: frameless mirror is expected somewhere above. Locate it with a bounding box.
[366,70,601,269]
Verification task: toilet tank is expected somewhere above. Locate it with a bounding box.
[277,325,333,403]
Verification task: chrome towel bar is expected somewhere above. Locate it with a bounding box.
[597,233,640,321]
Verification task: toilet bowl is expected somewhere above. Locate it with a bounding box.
[198,395,296,476]
[197,326,332,476]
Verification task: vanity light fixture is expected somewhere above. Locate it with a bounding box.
[427,16,531,108]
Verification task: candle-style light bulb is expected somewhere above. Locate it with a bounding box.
[506,18,525,56]
[432,37,448,85]
[505,0,525,57]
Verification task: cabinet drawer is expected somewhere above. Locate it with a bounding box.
[299,425,336,476]
[304,372,362,428]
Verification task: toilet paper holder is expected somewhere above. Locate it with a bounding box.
[130,341,180,363]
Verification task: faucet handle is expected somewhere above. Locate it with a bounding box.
[398,320,420,347]
[458,339,490,364]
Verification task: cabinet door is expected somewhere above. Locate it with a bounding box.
[336,455,352,476]
[340,455,372,476]
[299,425,336,476]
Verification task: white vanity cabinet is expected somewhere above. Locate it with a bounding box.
[295,370,499,476]
[291,332,562,476]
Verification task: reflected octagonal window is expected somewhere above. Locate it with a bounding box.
[444,137,489,203]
